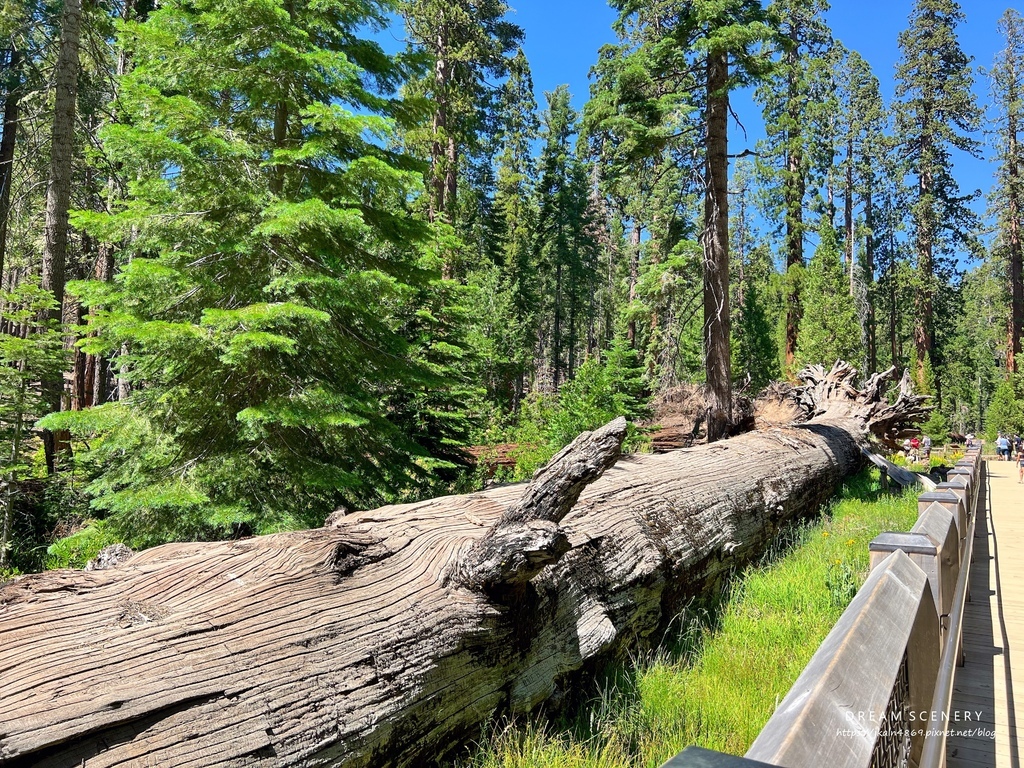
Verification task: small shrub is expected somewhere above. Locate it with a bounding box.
[45,522,118,570]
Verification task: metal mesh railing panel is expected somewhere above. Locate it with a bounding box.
[870,651,911,768]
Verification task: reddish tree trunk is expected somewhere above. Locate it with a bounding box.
[41,0,83,474]
[703,49,732,442]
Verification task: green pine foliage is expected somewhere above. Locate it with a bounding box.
[42,0,477,544]
[939,262,1003,434]
[400,0,524,227]
[734,272,781,391]
[485,338,650,481]
[487,49,541,411]
[986,376,1024,439]
[0,279,66,569]
[795,221,864,368]
[4,0,1019,570]
[894,0,982,387]
[547,348,646,449]
[535,86,601,389]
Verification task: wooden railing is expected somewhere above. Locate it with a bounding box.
[662,445,982,768]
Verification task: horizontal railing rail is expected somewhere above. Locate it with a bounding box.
[662,444,982,768]
[918,466,979,768]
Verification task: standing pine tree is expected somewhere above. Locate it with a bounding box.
[582,1,697,353]
[400,0,522,233]
[841,50,888,372]
[990,9,1024,375]
[593,0,770,440]
[893,0,982,390]
[0,280,65,570]
[39,0,83,474]
[756,0,832,374]
[796,220,863,368]
[534,86,599,390]
[730,159,779,390]
[0,0,32,284]
[489,48,539,411]
[44,0,466,543]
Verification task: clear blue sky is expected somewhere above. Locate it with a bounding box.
[502,0,1015,253]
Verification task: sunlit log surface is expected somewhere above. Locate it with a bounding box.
[0,362,928,767]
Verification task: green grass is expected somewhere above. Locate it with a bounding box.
[455,470,919,768]
[889,448,965,473]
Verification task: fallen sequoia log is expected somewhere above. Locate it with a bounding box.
[0,362,929,768]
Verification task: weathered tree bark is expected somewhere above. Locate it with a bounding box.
[783,37,805,374]
[0,46,22,284]
[703,48,731,443]
[0,365,929,768]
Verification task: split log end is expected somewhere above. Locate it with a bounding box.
[794,362,932,440]
[456,416,627,594]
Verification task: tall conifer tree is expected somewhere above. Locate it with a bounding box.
[48,0,461,540]
[893,0,981,390]
[756,0,831,373]
[593,0,770,441]
[535,86,600,390]
[796,221,863,368]
[490,49,539,409]
[401,0,522,233]
[831,47,887,372]
[991,9,1024,374]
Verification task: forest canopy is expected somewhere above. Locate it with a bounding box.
[0,0,1019,573]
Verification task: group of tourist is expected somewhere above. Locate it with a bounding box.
[901,434,932,463]
[902,433,1024,483]
[994,433,1022,460]
[995,433,1024,483]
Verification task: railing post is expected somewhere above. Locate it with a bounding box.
[916,490,967,556]
[870,503,958,654]
[934,482,968,538]
[945,467,976,513]
[745,551,939,768]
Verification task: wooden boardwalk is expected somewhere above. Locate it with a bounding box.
[948,459,1023,767]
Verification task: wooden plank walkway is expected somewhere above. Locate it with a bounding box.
[948,459,1023,768]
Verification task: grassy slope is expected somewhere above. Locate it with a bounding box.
[456,470,919,768]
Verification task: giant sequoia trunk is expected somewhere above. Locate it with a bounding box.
[0,364,928,768]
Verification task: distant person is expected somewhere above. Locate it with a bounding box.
[1018,449,1024,483]
[902,437,912,459]
[922,434,932,461]
[966,433,975,449]
[910,436,921,463]
[998,433,1011,460]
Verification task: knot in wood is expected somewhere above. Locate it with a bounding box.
[467,520,571,592]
